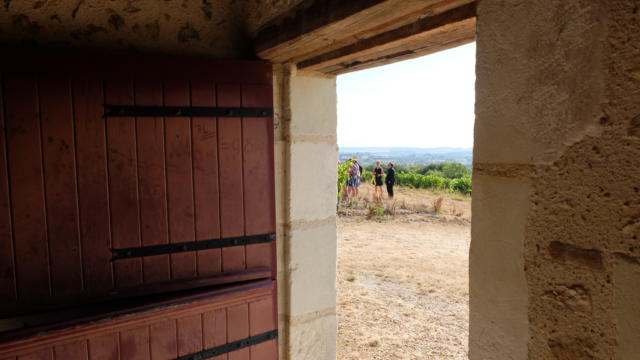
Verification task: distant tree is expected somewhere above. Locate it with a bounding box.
[440,162,471,179]
[417,162,470,179]
[417,163,442,175]
[393,164,411,173]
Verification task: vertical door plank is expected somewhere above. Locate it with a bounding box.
[105,79,142,288]
[74,79,113,292]
[88,333,119,360]
[135,80,170,284]
[241,85,275,271]
[249,297,278,360]
[177,315,203,357]
[227,304,249,360]
[120,326,150,360]
[163,80,196,280]
[203,309,228,360]
[217,84,245,273]
[150,320,177,360]
[54,340,89,360]
[39,77,83,297]
[4,76,50,300]
[191,81,221,277]
[17,349,52,360]
[0,76,16,301]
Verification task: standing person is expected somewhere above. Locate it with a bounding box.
[373,161,384,202]
[385,162,396,198]
[354,158,363,197]
[347,158,360,198]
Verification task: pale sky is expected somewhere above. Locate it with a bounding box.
[337,42,476,148]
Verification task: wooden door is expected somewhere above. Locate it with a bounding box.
[0,49,276,316]
[0,280,278,360]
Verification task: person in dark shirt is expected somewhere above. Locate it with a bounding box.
[385,162,396,198]
[373,161,384,202]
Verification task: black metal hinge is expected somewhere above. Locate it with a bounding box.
[103,105,273,118]
[111,233,276,261]
[175,329,278,360]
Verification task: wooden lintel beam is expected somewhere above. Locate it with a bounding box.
[253,0,472,64]
[324,30,475,75]
[298,2,476,73]
[254,0,385,57]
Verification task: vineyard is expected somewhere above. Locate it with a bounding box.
[359,162,472,195]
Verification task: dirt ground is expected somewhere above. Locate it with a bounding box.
[337,184,471,359]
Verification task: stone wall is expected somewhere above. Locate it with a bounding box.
[0,0,309,57]
[471,0,640,359]
[273,64,338,360]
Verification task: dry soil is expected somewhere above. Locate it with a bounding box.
[337,184,470,359]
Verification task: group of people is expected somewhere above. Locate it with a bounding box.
[345,158,396,201]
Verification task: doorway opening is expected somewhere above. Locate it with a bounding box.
[336,42,475,359]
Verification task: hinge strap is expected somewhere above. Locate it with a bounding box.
[175,329,278,360]
[103,105,273,118]
[111,233,276,261]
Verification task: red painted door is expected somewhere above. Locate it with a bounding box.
[0,49,277,359]
[0,280,277,360]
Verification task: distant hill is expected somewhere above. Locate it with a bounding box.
[339,147,473,167]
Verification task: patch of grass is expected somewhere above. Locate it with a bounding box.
[432,197,444,213]
[368,340,380,348]
[375,205,384,217]
[346,275,356,282]
[366,203,385,220]
[414,203,431,214]
[449,203,464,217]
[384,201,397,216]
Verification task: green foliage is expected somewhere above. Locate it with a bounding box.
[417,162,471,179]
[362,171,373,183]
[394,172,470,194]
[339,161,472,195]
[450,177,472,195]
[337,159,355,200]
[393,164,412,174]
[425,169,446,178]
[375,205,384,217]
[416,163,441,175]
[441,162,471,179]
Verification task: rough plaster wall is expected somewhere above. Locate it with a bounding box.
[0,0,255,57]
[474,0,606,166]
[473,0,640,359]
[526,0,640,358]
[239,0,307,36]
